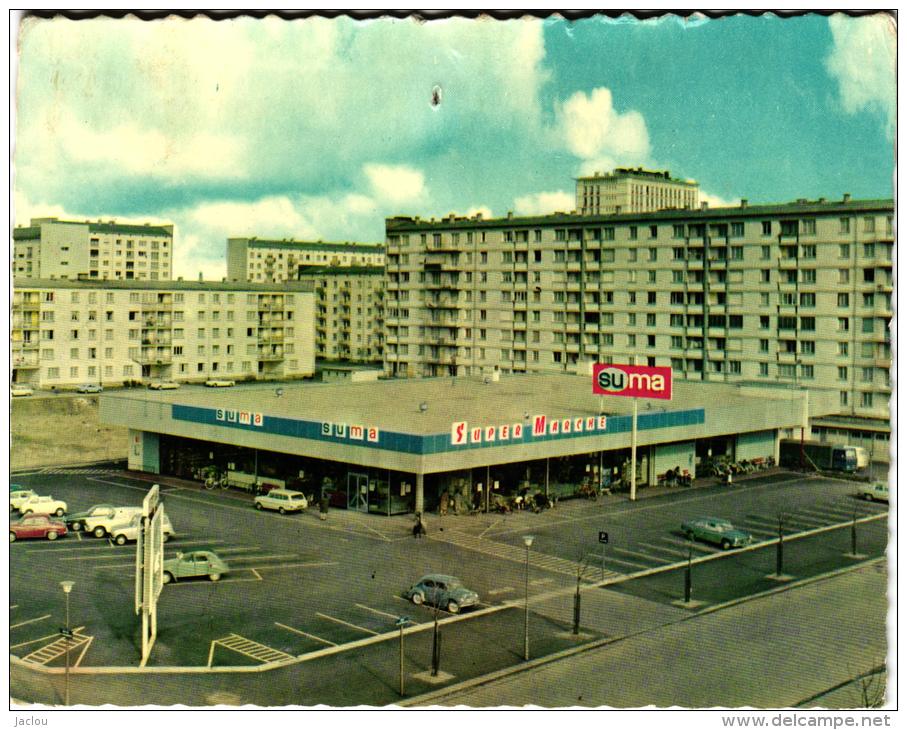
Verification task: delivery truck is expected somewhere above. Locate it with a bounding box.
[779,439,857,472]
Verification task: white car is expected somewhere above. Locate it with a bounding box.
[19,495,67,517]
[148,381,180,390]
[10,489,39,511]
[254,489,308,514]
[82,506,144,538]
[205,379,235,388]
[11,384,34,397]
[861,482,889,502]
[109,513,175,545]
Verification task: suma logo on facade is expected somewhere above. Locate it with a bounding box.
[592,364,673,400]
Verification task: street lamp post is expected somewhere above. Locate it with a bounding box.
[523,534,534,661]
[60,580,75,706]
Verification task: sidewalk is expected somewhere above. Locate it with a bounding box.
[409,560,890,708]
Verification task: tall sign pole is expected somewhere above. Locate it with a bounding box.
[593,363,673,502]
[136,484,164,667]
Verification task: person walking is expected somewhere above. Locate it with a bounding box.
[319,493,329,521]
[413,512,426,538]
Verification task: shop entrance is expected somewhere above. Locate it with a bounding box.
[347,472,369,512]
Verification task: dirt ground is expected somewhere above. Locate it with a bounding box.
[9,395,128,471]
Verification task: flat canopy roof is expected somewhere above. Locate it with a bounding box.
[105,373,805,435]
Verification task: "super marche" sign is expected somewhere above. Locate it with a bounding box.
[451,414,608,446]
[592,363,673,400]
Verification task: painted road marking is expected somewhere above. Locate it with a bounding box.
[662,536,721,554]
[23,631,93,666]
[251,569,262,581]
[610,545,674,564]
[59,553,136,561]
[76,532,82,541]
[275,622,337,647]
[10,604,18,610]
[222,553,300,562]
[208,634,294,667]
[11,633,64,650]
[25,543,120,554]
[253,561,339,571]
[598,553,651,569]
[486,587,515,596]
[11,614,51,629]
[638,542,689,558]
[315,612,379,635]
[354,603,402,620]
[529,577,554,586]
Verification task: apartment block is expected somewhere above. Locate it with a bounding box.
[576,168,700,215]
[297,266,385,364]
[383,196,893,428]
[12,217,174,281]
[11,279,315,389]
[227,237,384,283]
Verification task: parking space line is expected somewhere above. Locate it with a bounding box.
[354,603,400,620]
[315,612,379,635]
[253,561,339,571]
[10,604,18,610]
[610,545,673,564]
[25,543,116,554]
[638,542,688,558]
[529,577,554,586]
[275,622,337,647]
[662,536,721,553]
[11,614,51,629]
[251,569,262,581]
[223,553,300,562]
[59,553,136,561]
[76,532,82,541]
[11,633,62,649]
[598,554,650,569]
[487,587,515,596]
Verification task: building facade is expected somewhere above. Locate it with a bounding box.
[11,279,315,389]
[297,266,385,364]
[383,196,893,426]
[226,237,384,283]
[12,217,174,281]
[575,168,700,215]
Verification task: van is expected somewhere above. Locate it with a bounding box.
[254,489,308,514]
[849,446,870,469]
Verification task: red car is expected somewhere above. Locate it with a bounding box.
[10,515,68,542]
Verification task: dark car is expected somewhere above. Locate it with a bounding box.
[405,574,480,614]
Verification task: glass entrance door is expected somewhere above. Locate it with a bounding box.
[347,472,369,512]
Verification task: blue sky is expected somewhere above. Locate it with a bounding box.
[13,13,895,279]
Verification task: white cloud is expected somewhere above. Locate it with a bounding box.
[556,87,651,165]
[699,190,737,209]
[513,190,575,216]
[465,205,493,219]
[364,163,427,205]
[826,14,896,136]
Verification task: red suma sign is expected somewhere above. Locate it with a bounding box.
[592,364,673,400]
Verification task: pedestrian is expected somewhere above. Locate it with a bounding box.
[413,512,426,538]
[319,493,329,521]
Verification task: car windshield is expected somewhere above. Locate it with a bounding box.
[713,521,733,531]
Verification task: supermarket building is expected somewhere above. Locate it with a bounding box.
[101,373,808,516]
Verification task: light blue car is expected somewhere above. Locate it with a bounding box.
[681,517,752,550]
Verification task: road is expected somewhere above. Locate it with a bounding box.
[9,467,889,706]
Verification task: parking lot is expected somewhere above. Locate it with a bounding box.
[9,466,889,704]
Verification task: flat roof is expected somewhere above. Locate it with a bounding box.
[12,278,315,292]
[105,373,805,435]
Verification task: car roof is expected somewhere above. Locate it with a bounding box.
[419,574,460,583]
[269,489,304,496]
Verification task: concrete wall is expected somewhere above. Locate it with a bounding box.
[736,430,776,460]
[652,441,696,479]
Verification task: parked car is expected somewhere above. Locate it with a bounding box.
[79,506,144,538]
[205,379,235,388]
[162,550,230,583]
[11,384,34,397]
[148,381,180,390]
[254,489,308,514]
[66,504,131,532]
[10,489,38,511]
[860,482,889,503]
[405,574,480,614]
[681,517,752,550]
[18,495,67,517]
[10,515,68,542]
[109,513,175,545]
[76,383,104,394]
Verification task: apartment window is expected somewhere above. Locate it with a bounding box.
[778,364,796,378]
[801,341,815,355]
[627,334,636,347]
[800,316,815,331]
[628,249,638,263]
[838,293,849,307]
[628,292,637,305]
[799,293,815,307]
[862,268,875,283]
[860,367,873,383]
[838,243,851,259]
[629,226,638,240]
[649,225,658,239]
[861,317,875,334]
[838,317,850,331]
[802,219,816,235]
[760,316,770,329]
[839,218,850,234]
[801,269,816,283]
[863,292,875,308]
[648,247,657,262]
[861,392,873,408]
[778,316,797,330]
[838,366,848,381]
[647,335,656,348]
[839,342,849,356]
[730,246,743,260]
[759,339,769,353]
[760,245,770,260]
[761,221,772,236]
[647,291,657,305]
[863,217,876,233]
[801,244,816,258]
[761,270,771,283]
[760,293,770,307]
[646,313,656,327]
[801,364,814,379]
[759,363,769,377]
[838,269,850,284]
[731,222,744,237]
[673,224,685,239]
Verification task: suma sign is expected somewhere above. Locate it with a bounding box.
[592,364,673,400]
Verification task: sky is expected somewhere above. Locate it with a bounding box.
[12,12,896,280]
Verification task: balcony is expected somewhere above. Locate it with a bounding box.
[12,355,39,369]
[141,298,173,311]
[258,332,285,344]
[136,349,173,364]
[258,347,285,361]
[257,299,285,311]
